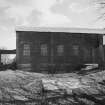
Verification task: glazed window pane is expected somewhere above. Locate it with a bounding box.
[73,45,79,56]
[57,45,64,56]
[23,44,30,56]
[41,44,48,56]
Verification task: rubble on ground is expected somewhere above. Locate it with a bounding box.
[0,69,105,105]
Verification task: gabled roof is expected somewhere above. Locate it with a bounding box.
[16,26,105,34]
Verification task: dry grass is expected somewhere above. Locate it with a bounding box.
[0,69,104,105]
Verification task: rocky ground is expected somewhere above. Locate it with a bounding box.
[0,69,105,105]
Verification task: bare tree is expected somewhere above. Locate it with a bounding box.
[95,0,105,19]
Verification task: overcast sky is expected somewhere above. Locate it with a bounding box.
[0,0,105,49]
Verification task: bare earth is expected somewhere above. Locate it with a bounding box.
[0,69,105,105]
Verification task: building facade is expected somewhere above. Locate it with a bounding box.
[16,27,105,73]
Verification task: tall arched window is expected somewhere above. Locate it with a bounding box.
[57,45,64,56]
[41,44,48,56]
[23,44,30,56]
[73,45,79,56]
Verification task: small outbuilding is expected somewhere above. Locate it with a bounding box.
[16,27,105,73]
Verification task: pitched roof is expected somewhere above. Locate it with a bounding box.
[16,26,105,34]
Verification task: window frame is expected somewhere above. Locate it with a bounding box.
[57,45,64,56]
[40,44,48,56]
[23,43,30,56]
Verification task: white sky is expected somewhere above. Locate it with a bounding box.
[0,0,105,49]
